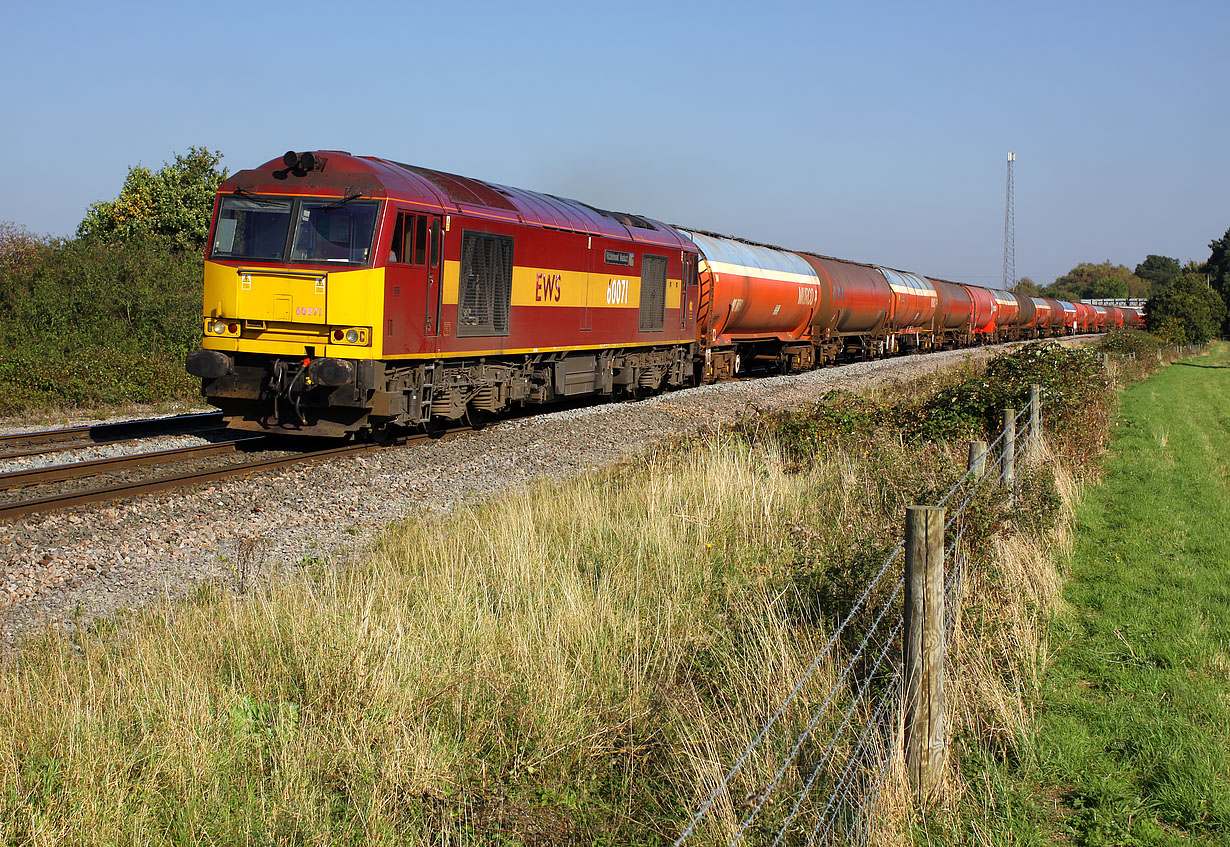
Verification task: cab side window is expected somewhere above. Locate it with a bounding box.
[389,214,406,263]
[390,212,430,266]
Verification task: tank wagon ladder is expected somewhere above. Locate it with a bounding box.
[695,274,723,381]
[696,276,716,343]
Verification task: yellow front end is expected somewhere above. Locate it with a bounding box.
[200,260,386,359]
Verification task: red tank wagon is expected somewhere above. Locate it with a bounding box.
[799,255,893,360]
[929,279,975,348]
[682,231,821,379]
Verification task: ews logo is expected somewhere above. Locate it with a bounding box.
[535,273,562,302]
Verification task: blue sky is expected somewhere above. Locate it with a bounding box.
[2,0,1227,285]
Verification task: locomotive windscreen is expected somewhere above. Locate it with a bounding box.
[211,196,293,260]
[211,195,379,266]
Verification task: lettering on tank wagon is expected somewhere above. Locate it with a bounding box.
[798,286,818,306]
[607,278,629,305]
[535,272,562,302]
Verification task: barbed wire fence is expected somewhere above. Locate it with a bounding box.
[674,394,1042,847]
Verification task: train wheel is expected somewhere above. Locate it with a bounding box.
[362,423,398,445]
[464,405,491,430]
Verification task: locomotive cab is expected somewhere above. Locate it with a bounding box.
[189,155,395,436]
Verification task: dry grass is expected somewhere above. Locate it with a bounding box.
[0,431,953,846]
[953,447,1072,757]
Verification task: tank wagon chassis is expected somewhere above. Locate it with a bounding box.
[187,151,1143,440]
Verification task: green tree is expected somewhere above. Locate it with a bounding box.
[1208,229,1230,287]
[0,221,45,277]
[1089,276,1128,299]
[1206,228,1230,333]
[1134,254,1180,292]
[1012,277,1041,296]
[1043,261,1145,300]
[77,147,227,251]
[1145,271,1225,343]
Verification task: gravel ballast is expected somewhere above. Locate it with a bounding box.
[0,341,1090,649]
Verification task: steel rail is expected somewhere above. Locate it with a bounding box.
[0,437,266,492]
[0,412,225,450]
[0,426,233,462]
[0,427,464,521]
[0,442,379,521]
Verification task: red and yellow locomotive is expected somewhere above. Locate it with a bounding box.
[189,151,698,437]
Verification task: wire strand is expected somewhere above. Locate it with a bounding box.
[673,541,905,846]
[726,577,905,846]
[767,619,903,847]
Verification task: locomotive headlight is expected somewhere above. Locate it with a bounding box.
[209,320,227,335]
[330,327,369,345]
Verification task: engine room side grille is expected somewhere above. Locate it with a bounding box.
[458,231,514,337]
[639,254,667,332]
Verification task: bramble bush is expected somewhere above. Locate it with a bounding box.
[0,149,222,414]
[1095,327,1164,357]
[0,232,203,414]
[753,343,1110,460]
[904,343,1108,442]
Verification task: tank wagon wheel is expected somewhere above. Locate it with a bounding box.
[418,417,448,439]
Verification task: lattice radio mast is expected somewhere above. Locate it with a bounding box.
[1003,151,1016,289]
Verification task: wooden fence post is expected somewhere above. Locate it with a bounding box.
[1029,385,1041,454]
[1002,407,1016,493]
[967,440,987,479]
[904,505,946,805]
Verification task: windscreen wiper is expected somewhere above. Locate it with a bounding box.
[319,193,365,210]
[232,187,281,207]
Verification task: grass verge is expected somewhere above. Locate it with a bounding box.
[924,342,1230,845]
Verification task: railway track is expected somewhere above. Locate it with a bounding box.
[0,412,226,459]
[0,437,266,491]
[0,420,457,521]
[0,442,386,521]
[0,341,1094,523]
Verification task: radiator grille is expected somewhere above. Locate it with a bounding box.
[639,254,667,332]
[458,232,513,337]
